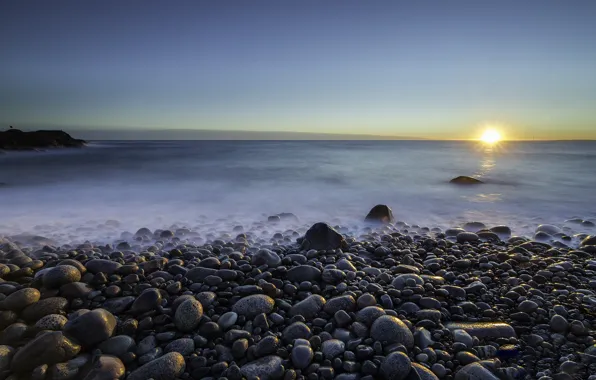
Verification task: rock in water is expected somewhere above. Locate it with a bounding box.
[380,351,412,380]
[11,331,81,372]
[63,308,117,347]
[302,222,345,250]
[174,298,204,332]
[127,352,185,380]
[449,176,484,185]
[371,315,414,348]
[240,355,285,380]
[232,294,275,318]
[365,204,395,223]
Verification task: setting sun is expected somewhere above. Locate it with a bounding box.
[480,128,502,144]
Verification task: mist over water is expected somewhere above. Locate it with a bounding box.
[1,140,595,245]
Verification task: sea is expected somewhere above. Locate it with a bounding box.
[1,140,595,244]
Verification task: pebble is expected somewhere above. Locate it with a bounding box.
[63,308,117,347]
[370,315,414,348]
[232,294,275,318]
[174,298,203,332]
[127,352,186,380]
[380,351,412,380]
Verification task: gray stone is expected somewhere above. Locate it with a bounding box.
[85,259,122,275]
[81,355,126,380]
[288,294,326,320]
[287,265,321,282]
[282,322,311,344]
[445,322,516,339]
[302,222,345,250]
[454,362,499,380]
[35,314,68,331]
[21,297,68,323]
[380,351,412,380]
[324,295,356,314]
[130,288,162,315]
[0,345,14,372]
[64,308,117,347]
[251,249,281,268]
[1,287,40,311]
[174,298,203,332]
[102,296,135,314]
[321,339,345,359]
[11,331,80,373]
[43,265,81,289]
[371,315,414,348]
[165,338,195,356]
[457,232,479,244]
[218,311,238,330]
[98,335,136,358]
[127,352,185,380]
[412,362,440,380]
[232,294,275,318]
[550,314,569,333]
[291,345,313,369]
[392,274,424,290]
[453,329,474,348]
[356,306,386,326]
[240,355,284,380]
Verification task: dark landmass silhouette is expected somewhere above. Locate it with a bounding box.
[0,129,86,150]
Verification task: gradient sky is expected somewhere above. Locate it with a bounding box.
[1,1,595,139]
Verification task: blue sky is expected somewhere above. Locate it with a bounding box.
[1,1,595,139]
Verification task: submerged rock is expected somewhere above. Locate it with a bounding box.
[449,176,483,185]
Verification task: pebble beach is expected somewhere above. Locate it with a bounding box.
[1,206,596,380]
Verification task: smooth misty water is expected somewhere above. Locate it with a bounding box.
[1,140,595,242]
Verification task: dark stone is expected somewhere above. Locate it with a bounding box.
[63,308,117,347]
[11,331,80,372]
[449,176,483,185]
[302,223,345,250]
[365,204,395,224]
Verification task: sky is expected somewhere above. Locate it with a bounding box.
[1,0,595,140]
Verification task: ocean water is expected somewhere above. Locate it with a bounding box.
[1,140,595,243]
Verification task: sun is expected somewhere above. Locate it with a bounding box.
[480,128,502,144]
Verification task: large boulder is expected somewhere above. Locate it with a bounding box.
[365,204,395,223]
[302,222,345,250]
[63,308,117,347]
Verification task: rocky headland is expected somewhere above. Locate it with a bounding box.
[0,129,86,150]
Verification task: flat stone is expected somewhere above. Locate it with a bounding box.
[240,355,284,380]
[445,322,516,339]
